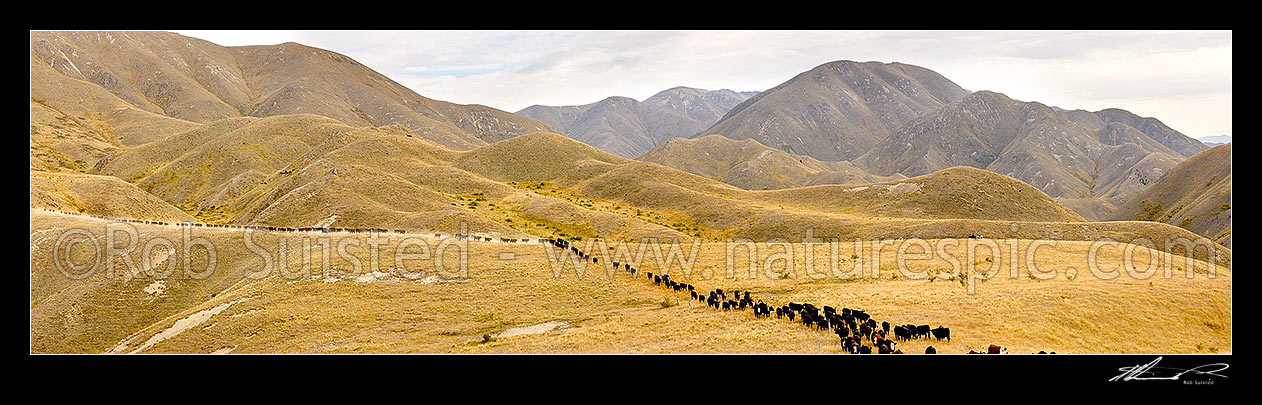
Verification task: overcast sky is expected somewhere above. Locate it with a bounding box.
[177,30,1232,138]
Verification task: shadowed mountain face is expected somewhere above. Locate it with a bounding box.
[29,31,554,151]
[517,87,752,158]
[697,60,971,161]
[854,91,1197,216]
[1112,144,1231,248]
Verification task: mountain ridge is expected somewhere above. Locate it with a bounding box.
[30,31,554,152]
[517,87,753,158]
[853,90,1200,220]
[697,60,972,161]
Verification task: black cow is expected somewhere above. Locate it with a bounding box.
[931,326,951,342]
[893,326,911,341]
[916,325,932,339]
[925,346,936,354]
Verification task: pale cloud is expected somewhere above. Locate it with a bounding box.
[174,30,1231,137]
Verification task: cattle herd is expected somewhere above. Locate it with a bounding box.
[543,237,1029,355]
[37,209,545,244]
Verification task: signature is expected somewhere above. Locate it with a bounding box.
[1110,357,1229,382]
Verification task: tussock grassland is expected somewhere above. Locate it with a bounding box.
[31,33,1230,355]
[29,53,201,149]
[1113,144,1232,248]
[638,134,905,190]
[30,171,197,223]
[29,100,118,173]
[31,211,1229,354]
[88,126,1229,264]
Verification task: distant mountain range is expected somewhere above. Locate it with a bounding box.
[596,60,1208,222]
[855,90,1202,210]
[516,87,754,158]
[1197,135,1231,146]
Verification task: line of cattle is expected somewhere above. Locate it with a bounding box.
[547,238,1008,354]
[42,209,1049,353]
[38,209,545,244]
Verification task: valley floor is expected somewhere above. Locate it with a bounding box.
[30,210,1230,354]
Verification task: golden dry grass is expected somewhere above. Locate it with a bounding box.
[30,171,197,223]
[31,211,1229,354]
[1113,144,1232,248]
[638,134,904,190]
[88,125,1229,266]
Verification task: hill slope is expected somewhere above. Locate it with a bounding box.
[698,60,970,161]
[1111,144,1232,247]
[30,31,554,151]
[30,171,197,223]
[91,117,1234,266]
[637,134,903,190]
[855,91,1194,212]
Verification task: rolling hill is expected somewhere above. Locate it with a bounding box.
[88,115,1229,265]
[637,134,904,190]
[30,171,197,223]
[517,87,752,158]
[1112,144,1231,248]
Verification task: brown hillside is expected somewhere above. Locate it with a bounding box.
[30,31,552,150]
[30,171,197,223]
[1112,144,1232,248]
[638,134,903,190]
[699,60,970,161]
[856,91,1193,216]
